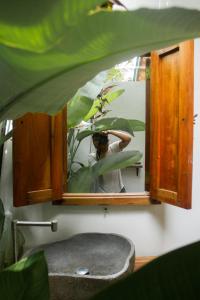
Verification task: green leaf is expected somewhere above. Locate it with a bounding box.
[106,67,124,82]
[84,89,125,121]
[93,150,142,176]
[68,167,94,193]
[94,118,145,132]
[0,251,49,300]
[1,7,200,120]
[68,128,74,146]
[77,118,145,142]
[0,130,13,147]
[68,150,142,192]
[67,95,93,128]
[92,241,200,300]
[0,0,105,52]
[0,199,5,240]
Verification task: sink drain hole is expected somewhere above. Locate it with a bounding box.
[75,267,90,275]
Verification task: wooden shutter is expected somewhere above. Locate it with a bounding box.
[13,109,66,207]
[150,40,194,209]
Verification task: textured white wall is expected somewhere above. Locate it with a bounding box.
[1,40,200,257]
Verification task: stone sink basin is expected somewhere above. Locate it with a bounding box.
[27,233,135,300]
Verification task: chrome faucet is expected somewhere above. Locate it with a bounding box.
[12,219,58,262]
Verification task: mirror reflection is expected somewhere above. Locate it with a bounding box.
[67,57,149,193]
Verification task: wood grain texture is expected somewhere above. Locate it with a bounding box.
[60,192,151,206]
[14,41,194,208]
[13,110,66,207]
[150,41,194,209]
[51,109,66,200]
[27,189,53,203]
[134,256,157,272]
[145,57,151,191]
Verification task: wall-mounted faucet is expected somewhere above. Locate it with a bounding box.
[12,219,58,262]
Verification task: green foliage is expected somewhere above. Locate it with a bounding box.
[67,88,125,129]
[93,150,142,176]
[0,199,5,240]
[92,241,200,300]
[1,5,200,120]
[0,251,49,300]
[106,67,124,82]
[68,150,142,192]
[67,95,93,128]
[67,86,145,189]
[76,117,145,142]
[0,0,104,52]
[68,167,94,193]
[83,89,125,121]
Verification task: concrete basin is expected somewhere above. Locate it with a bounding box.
[27,233,135,300]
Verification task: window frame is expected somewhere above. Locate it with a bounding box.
[61,58,151,206]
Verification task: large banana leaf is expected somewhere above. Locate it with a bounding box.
[69,167,94,193]
[83,89,125,121]
[67,95,93,128]
[76,117,145,142]
[1,5,200,120]
[92,241,200,300]
[0,251,49,300]
[0,0,104,52]
[0,198,5,240]
[68,150,142,192]
[93,150,142,176]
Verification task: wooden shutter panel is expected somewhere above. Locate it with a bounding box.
[13,109,66,207]
[150,40,194,209]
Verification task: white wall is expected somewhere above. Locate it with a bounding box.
[75,81,146,192]
[1,39,200,257]
[120,0,200,10]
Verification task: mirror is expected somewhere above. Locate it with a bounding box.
[66,57,150,194]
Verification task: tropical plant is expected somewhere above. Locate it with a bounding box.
[0,3,200,299]
[92,241,200,300]
[0,3,200,121]
[67,85,145,192]
[69,150,143,193]
[0,251,49,300]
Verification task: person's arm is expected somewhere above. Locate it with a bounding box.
[107,130,132,150]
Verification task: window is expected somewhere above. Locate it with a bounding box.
[13,40,194,209]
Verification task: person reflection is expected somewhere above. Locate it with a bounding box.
[88,130,131,193]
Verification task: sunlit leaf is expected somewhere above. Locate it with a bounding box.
[1,7,200,120]
[106,67,124,82]
[0,0,105,52]
[0,251,49,300]
[84,89,125,121]
[77,117,145,142]
[67,95,93,128]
